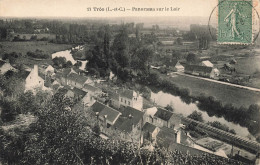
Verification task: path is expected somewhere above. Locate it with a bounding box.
[175,72,260,92]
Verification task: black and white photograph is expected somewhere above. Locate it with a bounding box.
[0,0,260,164]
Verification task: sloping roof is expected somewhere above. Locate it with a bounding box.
[0,60,6,67]
[91,101,105,113]
[156,127,176,148]
[154,107,173,121]
[90,101,121,124]
[202,60,214,67]
[99,106,121,124]
[165,59,179,68]
[72,87,87,97]
[83,84,101,92]
[143,122,157,133]
[114,106,144,133]
[145,107,158,117]
[119,89,135,99]
[185,65,212,74]
[20,71,30,79]
[67,73,88,85]
[45,65,54,72]
[57,87,69,96]
[108,91,119,100]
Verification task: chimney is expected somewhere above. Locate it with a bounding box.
[104,115,107,128]
[34,65,38,77]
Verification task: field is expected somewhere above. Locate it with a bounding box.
[0,41,72,56]
[0,41,73,67]
[168,74,260,108]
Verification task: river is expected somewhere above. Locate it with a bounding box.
[51,47,251,139]
[51,46,88,70]
[150,91,251,138]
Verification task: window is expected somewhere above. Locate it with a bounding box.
[121,98,123,102]
[125,100,126,104]
[128,101,130,105]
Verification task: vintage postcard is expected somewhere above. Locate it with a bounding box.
[0,0,260,164]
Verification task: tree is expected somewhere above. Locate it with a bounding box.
[186,53,198,64]
[52,57,67,68]
[93,123,101,135]
[187,111,204,122]
[66,61,73,68]
[112,27,130,68]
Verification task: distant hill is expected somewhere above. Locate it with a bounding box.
[1,16,217,31]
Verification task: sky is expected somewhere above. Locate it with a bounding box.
[0,0,218,18]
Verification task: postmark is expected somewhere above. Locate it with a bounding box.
[218,0,253,44]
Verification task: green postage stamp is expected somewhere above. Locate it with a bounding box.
[218,0,253,44]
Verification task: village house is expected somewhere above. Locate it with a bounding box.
[90,101,122,135]
[55,68,77,85]
[165,59,184,72]
[25,65,45,92]
[118,89,143,111]
[67,72,94,89]
[108,91,120,109]
[142,122,160,143]
[156,126,194,151]
[185,65,220,79]
[0,60,16,75]
[144,107,182,129]
[44,65,55,76]
[83,84,102,97]
[201,60,214,68]
[111,106,145,144]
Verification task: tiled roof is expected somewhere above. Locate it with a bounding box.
[165,59,179,68]
[67,73,88,85]
[154,107,173,121]
[114,106,144,133]
[90,101,121,124]
[119,89,135,99]
[185,65,212,74]
[156,127,176,148]
[91,101,105,113]
[72,87,87,97]
[108,90,119,100]
[83,84,101,92]
[142,122,157,133]
[99,106,121,124]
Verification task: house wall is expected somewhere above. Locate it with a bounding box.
[169,113,182,129]
[110,99,120,109]
[152,127,160,140]
[132,95,143,110]
[153,117,167,128]
[25,67,44,91]
[119,96,133,107]
[67,79,85,89]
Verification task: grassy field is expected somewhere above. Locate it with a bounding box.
[168,74,260,108]
[0,41,72,57]
[0,41,73,67]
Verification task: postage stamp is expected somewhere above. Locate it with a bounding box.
[218,0,253,44]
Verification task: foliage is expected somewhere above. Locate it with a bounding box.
[52,57,67,69]
[187,111,204,122]
[208,121,236,134]
[27,49,49,59]
[186,53,198,64]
